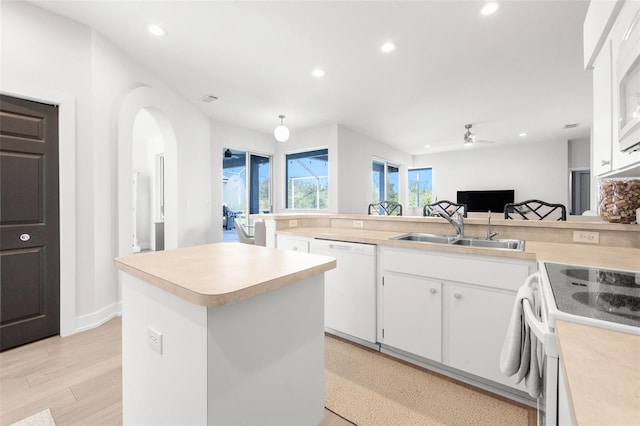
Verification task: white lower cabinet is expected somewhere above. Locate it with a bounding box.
[382,273,441,362]
[446,283,519,388]
[276,234,311,252]
[379,246,534,391]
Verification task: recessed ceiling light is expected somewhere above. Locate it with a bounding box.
[380,42,397,53]
[519,132,527,137]
[311,68,327,78]
[424,144,431,148]
[148,25,166,36]
[480,2,499,16]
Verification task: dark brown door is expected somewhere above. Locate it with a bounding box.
[0,95,60,351]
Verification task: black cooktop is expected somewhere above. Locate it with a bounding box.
[544,263,640,328]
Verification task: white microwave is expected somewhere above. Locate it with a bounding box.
[618,8,640,153]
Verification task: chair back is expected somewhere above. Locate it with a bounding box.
[233,218,255,244]
[254,220,266,247]
[368,201,402,216]
[503,199,566,221]
[423,200,467,217]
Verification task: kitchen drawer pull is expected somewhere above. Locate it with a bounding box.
[429,288,437,294]
[454,292,462,299]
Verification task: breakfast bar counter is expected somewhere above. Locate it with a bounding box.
[114,243,336,426]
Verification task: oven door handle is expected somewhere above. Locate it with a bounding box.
[523,297,547,344]
[522,271,558,357]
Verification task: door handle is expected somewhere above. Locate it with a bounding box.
[20,233,31,242]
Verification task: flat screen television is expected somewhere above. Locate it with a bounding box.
[456,190,515,213]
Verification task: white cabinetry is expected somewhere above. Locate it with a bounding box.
[587,0,640,177]
[379,246,534,391]
[446,283,520,388]
[382,274,441,361]
[592,39,614,176]
[276,234,311,252]
[310,240,376,344]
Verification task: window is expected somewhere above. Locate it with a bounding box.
[408,167,433,208]
[286,148,328,209]
[372,159,399,203]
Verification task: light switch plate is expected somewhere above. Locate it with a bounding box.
[289,220,298,228]
[147,327,163,354]
[352,220,364,228]
[573,230,599,244]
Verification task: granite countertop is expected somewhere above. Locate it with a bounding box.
[114,243,336,307]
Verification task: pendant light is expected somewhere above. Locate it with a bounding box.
[274,115,290,142]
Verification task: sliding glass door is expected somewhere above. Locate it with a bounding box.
[222,148,271,239]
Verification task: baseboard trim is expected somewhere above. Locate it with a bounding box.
[75,301,122,333]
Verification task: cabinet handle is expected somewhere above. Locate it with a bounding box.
[429,288,437,294]
[292,247,298,251]
[601,159,611,166]
[20,233,31,242]
[454,292,462,299]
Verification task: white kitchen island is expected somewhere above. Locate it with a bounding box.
[114,243,336,426]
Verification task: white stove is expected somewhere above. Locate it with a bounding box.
[540,262,640,335]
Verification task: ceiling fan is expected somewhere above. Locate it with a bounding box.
[463,124,495,146]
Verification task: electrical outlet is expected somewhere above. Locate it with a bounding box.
[289,220,298,228]
[352,220,364,228]
[573,230,599,244]
[147,327,163,354]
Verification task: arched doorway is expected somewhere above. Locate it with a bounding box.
[132,108,165,252]
[117,87,177,258]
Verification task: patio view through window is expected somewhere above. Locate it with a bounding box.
[286,149,328,209]
[408,167,433,207]
[372,159,399,203]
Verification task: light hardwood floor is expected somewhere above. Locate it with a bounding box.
[0,317,352,425]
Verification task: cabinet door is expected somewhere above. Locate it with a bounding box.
[592,39,614,176]
[447,283,522,389]
[276,235,310,253]
[382,273,441,362]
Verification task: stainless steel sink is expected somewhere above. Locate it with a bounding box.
[391,233,525,251]
[391,233,458,244]
[450,237,525,250]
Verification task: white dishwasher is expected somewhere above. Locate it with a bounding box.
[310,239,377,345]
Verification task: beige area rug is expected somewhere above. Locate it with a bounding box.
[10,409,56,426]
[325,336,531,425]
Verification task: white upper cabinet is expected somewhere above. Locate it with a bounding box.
[587,0,640,176]
[592,39,614,176]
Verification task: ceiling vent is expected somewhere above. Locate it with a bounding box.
[563,123,579,129]
[199,94,218,103]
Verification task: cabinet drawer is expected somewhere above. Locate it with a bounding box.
[276,235,310,253]
[381,248,532,291]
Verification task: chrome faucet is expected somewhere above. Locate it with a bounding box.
[438,210,464,238]
[486,210,498,240]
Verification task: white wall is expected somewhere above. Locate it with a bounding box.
[275,124,339,212]
[412,140,569,215]
[2,1,214,331]
[336,125,412,214]
[568,137,590,169]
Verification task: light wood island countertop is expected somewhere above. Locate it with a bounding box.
[555,320,640,426]
[114,242,336,307]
